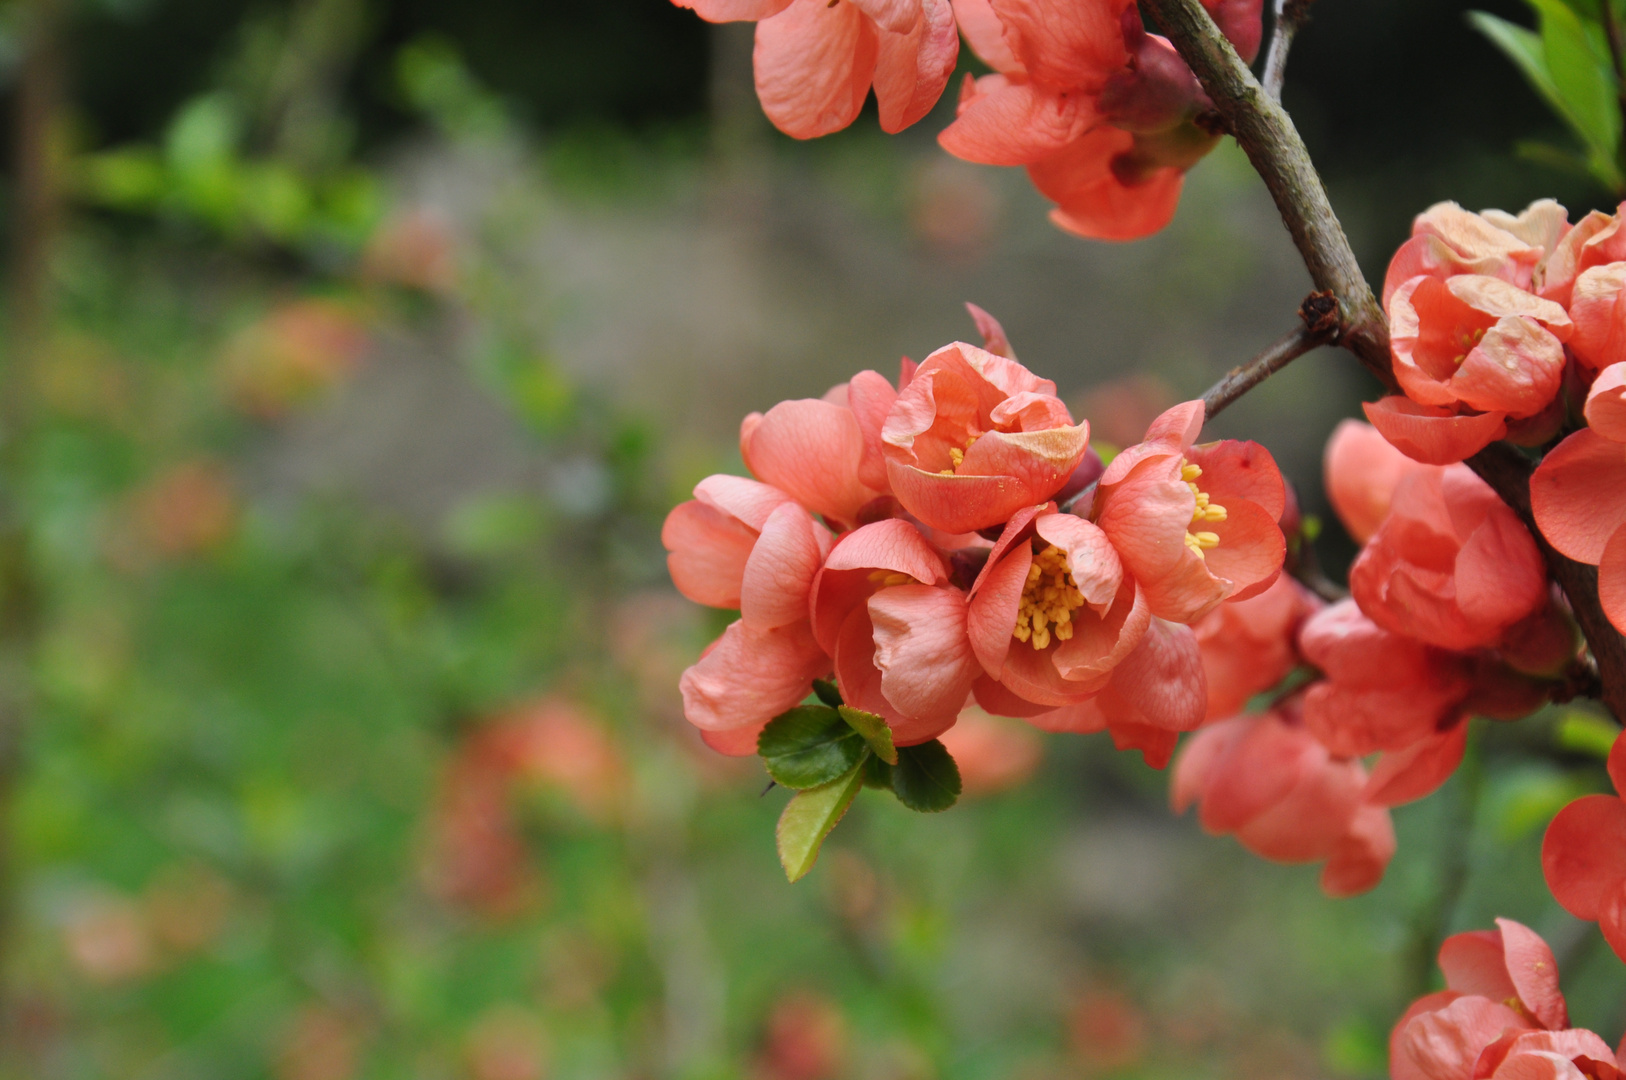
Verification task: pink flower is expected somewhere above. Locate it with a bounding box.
[1348,464,1548,651]
[1567,264,1626,378]
[1091,400,1287,623]
[741,395,888,529]
[1368,275,1572,465]
[1543,733,1626,962]
[1193,573,1320,721]
[673,0,959,139]
[1388,919,1615,1080]
[1530,428,1626,636]
[1171,706,1395,896]
[1323,419,1431,544]
[664,475,836,752]
[939,0,1259,241]
[876,341,1091,533]
[1380,200,1570,307]
[809,519,982,745]
[1539,202,1626,308]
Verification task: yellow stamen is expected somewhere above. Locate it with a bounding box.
[949,447,965,468]
[867,570,917,588]
[1012,544,1087,650]
[1181,457,1226,555]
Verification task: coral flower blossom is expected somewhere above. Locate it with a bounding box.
[1091,400,1287,623]
[874,341,1091,533]
[1543,733,1626,961]
[1171,705,1395,896]
[1388,919,1619,1080]
[741,392,888,529]
[1322,418,1433,545]
[1380,199,1570,307]
[1541,202,1626,308]
[1193,573,1320,721]
[1567,263,1626,378]
[809,518,983,745]
[673,0,959,139]
[1348,464,1548,651]
[939,0,1259,240]
[664,475,835,752]
[1530,426,1626,636]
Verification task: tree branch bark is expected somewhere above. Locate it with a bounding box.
[1202,292,1337,420]
[1146,0,1626,720]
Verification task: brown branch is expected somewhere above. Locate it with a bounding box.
[1142,0,1392,388]
[1261,0,1315,102]
[1146,0,1626,721]
[1202,291,1336,420]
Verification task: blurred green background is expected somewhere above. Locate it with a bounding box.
[0,1,1621,1078]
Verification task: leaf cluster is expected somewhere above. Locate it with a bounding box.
[1471,0,1626,192]
[757,688,962,882]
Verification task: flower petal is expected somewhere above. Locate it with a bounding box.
[938,75,1096,165]
[1364,723,1468,807]
[1542,793,1626,920]
[950,0,1023,70]
[1324,419,1433,544]
[869,583,980,722]
[680,620,830,732]
[740,502,832,629]
[677,0,796,20]
[1320,804,1395,898]
[966,545,1030,678]
[1494,917,1569,1031]
[664,500,760,609]
[743,397,882,526]
[1187,439,1287,521]
[1603,526,1626,636]
[1362,395,1507,465]
[754,0,878,139]
[1586,363,1626,444]
[1091,617,1206,733]
[1531,430,1626,564]
[873,0,959,133]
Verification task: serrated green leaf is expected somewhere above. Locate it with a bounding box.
[812,679,843,707]
[862,754,894,790]
[1529,0,1620,154]
[757,706,866,789]
[776,759,866,882]
[890,740,962,813]
[838,706,898,765]
[1554,710,1621,758]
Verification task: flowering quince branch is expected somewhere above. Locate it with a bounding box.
[1258,0,1312,103]
[1199,290,1337,420]
[1139,0,1391,384]
[1144,0,1626,721]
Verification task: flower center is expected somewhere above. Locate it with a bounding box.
[1453,326,1487,367]
[937,435,979,476]
[1012,544,1086,650]
[1182,459,1225,560]
[867,570,918,588]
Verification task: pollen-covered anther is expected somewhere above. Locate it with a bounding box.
[867,570,918,588]
[1012,544,1086,650]
[941,436,978,477]
[1180,457,1227,554]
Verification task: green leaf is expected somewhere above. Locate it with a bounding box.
[1516,138,1601,179]
[757,706,866,790]
[776,759,866,882]
[1528,0,1620,156]
[838,706,898,765]
[1554,710,1621,759]
[812,679,844,708]
[890,740,962,813]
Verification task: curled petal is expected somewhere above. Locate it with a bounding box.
[874,0,959,133]
[966,302,1015,359]
[740,502,833,629]
[754,0,878,139]
[1569,263,1626,375]
[868,584,981,723]
[680,620,830,732]
[852,0,919,32]
[1362,395,1507,465]
[1187,439,1287,522]
[742,397,881,525]
[664,500,759,609]
[991,0,1134,90]
[966,544,1031,678]
[1364,723,1468,807]
[1494,917,1569,1031]
[1531,430,1626,564]
[1320,804,1396,898]
[951,0,1024,72]
[1090,618,1205,733]
[847,369,900,492]
[1034,513,1122,610]
[1170,715,1249,813]
[1324,419,1433,544]
[1585,363,1626,444]
[939,75,1096,165]
[1395,997,1531,1080]
[1198,715,1320,834]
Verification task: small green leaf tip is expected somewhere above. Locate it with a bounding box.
[776,758,866,882]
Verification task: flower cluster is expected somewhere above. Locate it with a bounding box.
[665,310,1287,769]
[670,0,1263,241]
[1368,198,1626,635]
[1173,420,1574,895]
[1390,919,1624,1080]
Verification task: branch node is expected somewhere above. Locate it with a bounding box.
[1298,290,1339,337]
